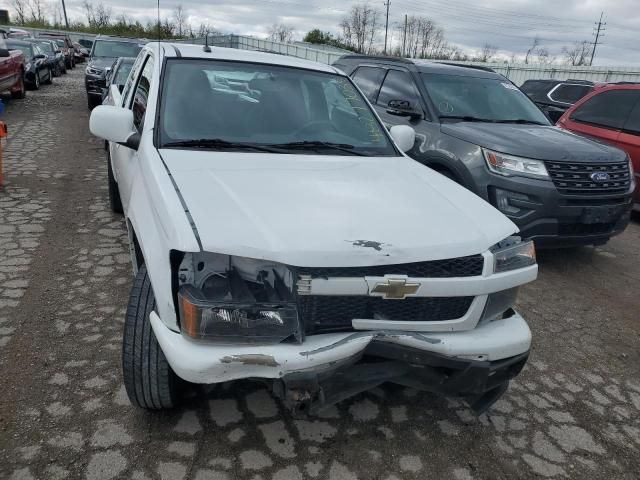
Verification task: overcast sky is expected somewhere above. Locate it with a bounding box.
[4,0,640,65]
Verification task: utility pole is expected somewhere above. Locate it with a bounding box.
[402,14,407,57]
[590,11,605,66]
[61,0,69,29]
[383,0,390,55]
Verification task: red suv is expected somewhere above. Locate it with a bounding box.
[557,84,639,212]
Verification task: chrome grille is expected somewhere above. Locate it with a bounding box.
[545,161,631,195]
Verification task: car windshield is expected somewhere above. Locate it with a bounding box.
[7,43,32,58]
[422,73,550,124]
[159,59,397,156]
[113,60,134,85]
[92,40,142,58]
[37,42,53,53]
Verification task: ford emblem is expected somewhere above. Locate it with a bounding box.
[590,171,610,182]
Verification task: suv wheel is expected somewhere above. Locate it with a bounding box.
[107,150,123,213]
[44,68,53,85]
[32,73,40,90]
[123,265,181,410]
[11,75,26,99]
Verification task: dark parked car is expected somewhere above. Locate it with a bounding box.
[25,38,65,76]
[0,33,27,99]
[73,42,88,63]
[557,83,640,213]
[78,39,94,50]
[101,57,135,105]
[6,39,52,90]
[333,56,633,247]
[37,33,75,69]
[85,36,144,109]
[520,79,594,123]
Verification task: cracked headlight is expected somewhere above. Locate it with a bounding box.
[176,253,300,343]
[492,237,536,273]
[483,149,549,179]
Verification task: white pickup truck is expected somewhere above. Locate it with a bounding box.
[90,42,537,415]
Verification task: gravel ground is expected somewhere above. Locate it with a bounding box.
[0,68,639,480]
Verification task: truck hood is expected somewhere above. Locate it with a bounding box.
[160,150,517,267]
[441,122,627,162]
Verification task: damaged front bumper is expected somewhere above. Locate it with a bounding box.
[151,309,531,413]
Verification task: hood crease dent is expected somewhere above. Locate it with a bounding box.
[160,150,517,267]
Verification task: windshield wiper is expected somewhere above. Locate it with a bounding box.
[162,138,282,153]
[267,141,366,156]
[493,119,548,125]
[439,115,497,123]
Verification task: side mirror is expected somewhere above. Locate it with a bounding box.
[389,125,416,153]
[90,106,140,150]
[387,99,422,119]
[55,49,62,54]
[35,54,46,59]
[0,48,10,57]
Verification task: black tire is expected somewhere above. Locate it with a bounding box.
[123,265,181,410]
[44,68,53,85]
[62,62,67,74]
[87,95,101,110]
[11,75,26,99]
[32,72,40,90]
[107,150,123,214]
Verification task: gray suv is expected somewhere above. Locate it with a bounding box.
[333,56,634,247]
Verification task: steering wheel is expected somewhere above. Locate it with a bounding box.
[294,120,339,137]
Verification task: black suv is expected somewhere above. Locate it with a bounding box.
[332,56,634,247]
[85,36,144,109]
[520,79,594,123]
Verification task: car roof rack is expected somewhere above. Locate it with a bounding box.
[336,54,415,64]
[437,62,496,73]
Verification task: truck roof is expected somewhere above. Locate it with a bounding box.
[149,42,340,75]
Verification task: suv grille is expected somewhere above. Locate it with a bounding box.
[546,161,631,195]
[296,255,484,279]
[299,296,474,334]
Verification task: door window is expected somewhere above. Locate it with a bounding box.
[622,97,640,135]
[130,56,154,133]
[548,83,592,104]
[351,66,385,103]
[570,90,640,130]
[377,69,420,110]
[121,52,146,107]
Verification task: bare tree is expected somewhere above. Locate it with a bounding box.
[173,5,187,38]
[524,36,540,64]
[94,4,112,29]
[28,0,47,24]
[11,0,28,24]
[340,3,380,54]
[562,41,591,66]
[269,23,295,43]
[83,1,96,27]
[535,47,555,65]
[479,43,498,62]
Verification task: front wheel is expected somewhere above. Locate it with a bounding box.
[11,76,26,99]
[44,68,53,85]
[107,150,123,213]
[123,265,182,410]
[32,72,40,90]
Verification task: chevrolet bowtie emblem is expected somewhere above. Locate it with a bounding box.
[370,278,420,299]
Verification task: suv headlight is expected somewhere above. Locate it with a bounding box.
[483,149,549,179]
[492,237,536,273]
[86,66,103,76]
[176,253,301,343]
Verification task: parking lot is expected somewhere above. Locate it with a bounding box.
[0,69,639,480]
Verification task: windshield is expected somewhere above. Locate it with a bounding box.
[92,40,143,58]
[113,60,134,85]
[422,73,550,124]
[37,41,53,53]
[159,59,397,156]
[7,43,32,58]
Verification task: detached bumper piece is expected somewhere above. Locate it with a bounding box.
[274,344,528,416]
